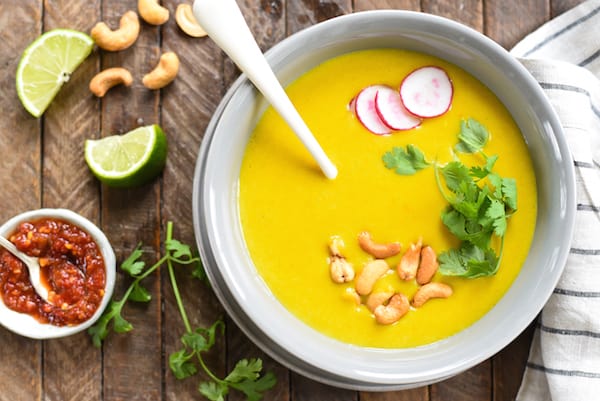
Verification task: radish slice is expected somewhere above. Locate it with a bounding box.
[374,86,421,130]
[400,66,453,118]
[353,85,392,135]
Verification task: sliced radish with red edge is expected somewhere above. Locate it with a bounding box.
[374,86,421,130]
[400,66,453,118]
[353,85,392,135]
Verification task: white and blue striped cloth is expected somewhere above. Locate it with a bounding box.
[511,1,600,400]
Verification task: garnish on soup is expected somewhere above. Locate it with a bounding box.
[239,49,536,347]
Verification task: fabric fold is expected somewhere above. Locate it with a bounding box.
[509,1,600,400]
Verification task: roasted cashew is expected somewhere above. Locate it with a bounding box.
[89,67,133,97]
[142,52,180,89]
[355,259,389,296]
[91,10,140,51]
[328,236,354,283]
[397,237,422,281]
[412,282,453,307]
[138,0,169,25]
[416,245,439,285]
[328,235,345,257]
[357,231,401,259]
[374,293,410,325]
[329,256,355,283]
[176,3,207,37]
[365,291,394,313]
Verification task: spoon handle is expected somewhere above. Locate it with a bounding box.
[0,235,49,301]
[193,0,337,179]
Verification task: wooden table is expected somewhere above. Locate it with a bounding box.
[0,0,583,400]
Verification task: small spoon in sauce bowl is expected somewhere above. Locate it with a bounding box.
[0,235,51,303]
[192,0,338,180]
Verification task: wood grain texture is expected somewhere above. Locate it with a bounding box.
[0,1,42,401]
[361,388,429,401]
[287,0,352,32]
[161,0,227,399]
[354,0,420,11]
[485,0,550,48]
[431,361,492,401]
[97,1,162,401]
[422,0,483,31]
[552,0,585,16]
[41,1,103,400]
[492,325,535,401]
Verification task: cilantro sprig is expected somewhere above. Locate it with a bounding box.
[88,222,276,401]
[383,144,431,175]
[381,118,518,278]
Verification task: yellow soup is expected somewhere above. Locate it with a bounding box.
[239,49,537,348]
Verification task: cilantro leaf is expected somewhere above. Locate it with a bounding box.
[230,371,277,401]
[128,282,152,302]
[485,198,507,237]
[169,349,198,379]
[166,238,193,260]
[383,145,430,175]
[441,161,471,192]
[455,118,489,153]
[112,312,133,333]
[225,359,262,383]
[199,381,228,401]
[470,154,498,180]
[438,243,499,278]
[121,243,145,276]
[502,177,518,210]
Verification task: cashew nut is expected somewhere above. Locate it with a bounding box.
[357,231,401,259]
[412,282,453,308]
[138,0,169,25]
[397,237,422,281]
[355,259,389,296]
[91,10,140,51]
[416,245,439,285]
[328,235,345,257]
[329,256,355,283]
[142,52,180,89]
[365,291,394,313]
[328,236,354,283]
[176,3,208,37]
[374,293,410,325]
[89,67,133,97]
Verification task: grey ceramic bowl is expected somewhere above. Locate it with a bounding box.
[192,11,575,390]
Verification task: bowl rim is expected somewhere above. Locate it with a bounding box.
[0,208,116,339]
[193,9,576,390]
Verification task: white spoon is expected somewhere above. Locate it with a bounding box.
[0,235,50,303]
[193,0,338,180]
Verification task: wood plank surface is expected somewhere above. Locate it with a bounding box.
[0,0,586,400]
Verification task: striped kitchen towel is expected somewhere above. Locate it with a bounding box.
[511,1,600,400]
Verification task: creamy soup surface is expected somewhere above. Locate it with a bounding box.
[238,49,537,348]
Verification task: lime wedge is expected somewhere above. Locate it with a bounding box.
[85,125,168,188]
[16,29,94,118]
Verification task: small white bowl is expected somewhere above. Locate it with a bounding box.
[0,208,116,339]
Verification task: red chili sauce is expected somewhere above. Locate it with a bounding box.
[0,218,106,326]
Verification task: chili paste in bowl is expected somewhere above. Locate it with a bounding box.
[0,209,115,339]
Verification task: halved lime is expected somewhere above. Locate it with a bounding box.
[85,125,168,188]
[16,29,94,118]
